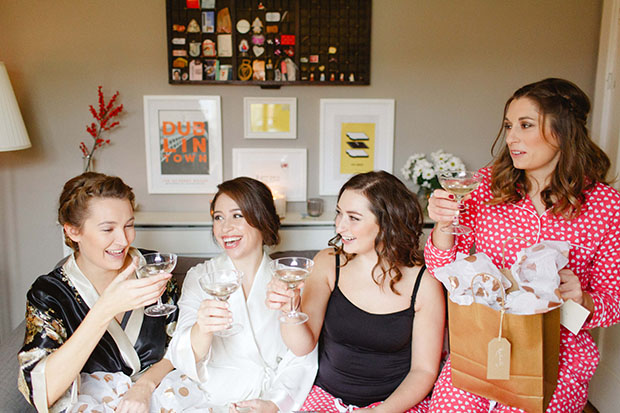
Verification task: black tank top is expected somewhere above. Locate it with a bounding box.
[314,254,425,407]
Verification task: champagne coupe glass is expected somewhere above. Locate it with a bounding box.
[438,170,482,235]
[198,269,244,337]
[138,253,177,317]
[270,257,314,324]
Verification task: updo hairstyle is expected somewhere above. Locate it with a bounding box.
[58,172,135,252]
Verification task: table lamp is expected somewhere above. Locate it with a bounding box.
[0,62,31,152]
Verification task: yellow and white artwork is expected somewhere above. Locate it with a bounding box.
[244,97,297,139]
[339,122,375,174]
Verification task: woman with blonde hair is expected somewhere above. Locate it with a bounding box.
[18,172,177,413]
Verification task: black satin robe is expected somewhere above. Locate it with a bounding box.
[17,263,178,408]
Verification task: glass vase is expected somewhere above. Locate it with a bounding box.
[83,154,95,173]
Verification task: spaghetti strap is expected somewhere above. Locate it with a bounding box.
[334,253,341,286]
[411,265,426,303]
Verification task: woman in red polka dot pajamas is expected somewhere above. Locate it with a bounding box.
[425,78,620,413]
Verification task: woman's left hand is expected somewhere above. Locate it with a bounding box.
[115,382,152,413]
[558,268,584,305]
[229,399,278,413]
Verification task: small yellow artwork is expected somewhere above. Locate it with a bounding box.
[250,103,291,133]
[339,122,375,174]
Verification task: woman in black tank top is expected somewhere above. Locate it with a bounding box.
[267,171,446,412]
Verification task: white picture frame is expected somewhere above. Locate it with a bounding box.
[319,99,395,195]
[143,95,223,194]
[232,148,307,201]
[243,97,297,139]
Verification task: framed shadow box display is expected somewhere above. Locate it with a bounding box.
[166,0,371,87]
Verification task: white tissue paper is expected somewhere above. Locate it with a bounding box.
[434,241,570,315]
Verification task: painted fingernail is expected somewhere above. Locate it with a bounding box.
[449,194,455,200]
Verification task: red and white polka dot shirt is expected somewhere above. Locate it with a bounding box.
[425,166,620,384]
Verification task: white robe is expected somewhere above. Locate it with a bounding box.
[154,252,317,412]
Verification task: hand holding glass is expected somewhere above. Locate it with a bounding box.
[438,171,482,235]
[270,257,314,324]
[138,253,177,317]
[198,269,244,336]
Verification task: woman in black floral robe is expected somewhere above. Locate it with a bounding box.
[18,173,178,413]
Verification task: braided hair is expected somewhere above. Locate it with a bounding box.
[489,78,611,218]
[58,172,135,251]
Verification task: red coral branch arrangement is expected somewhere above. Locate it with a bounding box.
[79,86,124,172]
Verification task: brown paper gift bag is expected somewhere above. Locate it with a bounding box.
[448,299,561,413]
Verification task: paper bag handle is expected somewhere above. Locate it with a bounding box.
[470,272,506,340]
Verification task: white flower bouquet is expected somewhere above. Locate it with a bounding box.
[401,150,466,195]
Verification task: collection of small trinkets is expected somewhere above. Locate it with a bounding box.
[166,0,371,84]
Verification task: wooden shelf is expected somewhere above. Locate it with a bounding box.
[166,0,372,86]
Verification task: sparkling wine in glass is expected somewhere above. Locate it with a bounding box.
[137,253,177,317]
[438,171,482,235]
[270,257,314,324]
[198,269,244,337]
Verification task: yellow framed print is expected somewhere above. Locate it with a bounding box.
[243,97,297,139]
[319,99,394,195]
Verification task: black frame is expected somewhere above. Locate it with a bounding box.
[166,0,372,87]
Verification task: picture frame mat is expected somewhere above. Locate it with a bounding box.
[319,99,394,195]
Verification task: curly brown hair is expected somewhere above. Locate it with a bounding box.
[489,78,611,218]
[58,172,135,252]
[210,177,280,246]
[329,170,424,294]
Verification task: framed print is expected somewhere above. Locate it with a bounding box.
[232,148,307,201]
[319,99,395,195]
[143,95,223,193]
[243,97,297,139]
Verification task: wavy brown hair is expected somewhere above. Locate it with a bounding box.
[58,172,135,252]
[210,177,280,246]
[489,78,611,218]
[329,170,424,294]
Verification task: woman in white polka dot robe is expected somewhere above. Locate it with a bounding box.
[425,78,620,413]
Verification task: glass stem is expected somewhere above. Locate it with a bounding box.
[289,295,296,314]
[452,197,462,227]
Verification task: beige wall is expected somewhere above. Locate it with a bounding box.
[0,0,602,333]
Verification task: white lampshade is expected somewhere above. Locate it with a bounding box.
[0,62,31,152]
